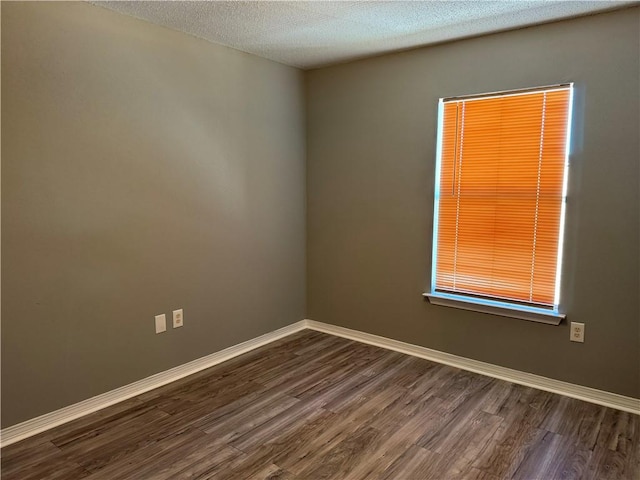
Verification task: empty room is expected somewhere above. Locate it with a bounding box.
[1,1,639,479]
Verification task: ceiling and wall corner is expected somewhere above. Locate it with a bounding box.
[90,1,637,69]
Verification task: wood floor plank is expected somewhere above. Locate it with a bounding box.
[1,436,60,473]
[470,384,560,477]
[8,458,91,480]
[233,407,336,472]
[283,361,362,399]
[432,410,504,477]
[471,424,547,479]
[296,425,388,480]
[595,407,638,455]
[274,403,375,474]
[131,339,291,403]
[408,362,460,398]
[2,330,638,480]
[48,398,149,445]
[480,380,516,415]
[198,392,300,443]
[50,403,166,449]
[292,331,347,357]
[416,386,492,451]
[382,355,442,388]
[262,468,297,480]
[360,385,428,432]
[258,381,405,469]
[80,428,219,479]
[294,337,356,366]
[264,329,326,354]
[55,412,191,473]
[585,445,630,480]
[322,356,414,413]
[1,440,83,480]
[378,444,444,480]
[462,467,501,480]
[343,396,451,480]
[511,431,593,480]
[230,391,330,452]
[541,395,608,450]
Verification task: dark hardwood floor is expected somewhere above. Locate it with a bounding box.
[2,330,638,479]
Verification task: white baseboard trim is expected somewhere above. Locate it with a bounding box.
[3,318,637,448]
[0,320,307,448]
[304,319,640,415]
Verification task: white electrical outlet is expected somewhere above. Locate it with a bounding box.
[155,314,167,334]
[570,322,585,343]
[173,309,184,328]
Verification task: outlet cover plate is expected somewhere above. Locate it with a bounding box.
[173,309,184,328]
[570,322,584,343]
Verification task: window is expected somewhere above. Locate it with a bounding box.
[426,84,573,324]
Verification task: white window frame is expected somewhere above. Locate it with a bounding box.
[424,84,574,325]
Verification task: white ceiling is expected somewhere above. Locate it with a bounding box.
[91,1,636,69]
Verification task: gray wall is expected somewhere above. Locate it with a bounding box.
[2,2,306,427]
[306,8,640,398]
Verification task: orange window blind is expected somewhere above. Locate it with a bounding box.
[433,86,572,307]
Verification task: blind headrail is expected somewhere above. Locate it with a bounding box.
[443,83,572,103]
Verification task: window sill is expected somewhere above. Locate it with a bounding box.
[423,292,565,325]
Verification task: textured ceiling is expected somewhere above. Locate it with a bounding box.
[91,1,636,69]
